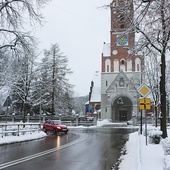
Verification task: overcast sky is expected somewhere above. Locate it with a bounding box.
[34,0,112,96]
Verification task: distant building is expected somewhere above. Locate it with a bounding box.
[86,71,101,118]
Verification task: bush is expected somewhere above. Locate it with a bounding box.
[145,126,162,144]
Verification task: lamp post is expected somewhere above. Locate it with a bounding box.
[43,113,46,123]
[76,114,79,126]
[27,113,30,122]
[59,114,62,121]
[12,113,15,123]
[93,111,97,125]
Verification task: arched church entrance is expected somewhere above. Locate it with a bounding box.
[112,96,133,121]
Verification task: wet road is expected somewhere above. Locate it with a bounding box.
[0,127,136,170]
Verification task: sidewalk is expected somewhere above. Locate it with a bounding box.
[119,127,170,170]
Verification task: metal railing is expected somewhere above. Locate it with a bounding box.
[0,122,41,138]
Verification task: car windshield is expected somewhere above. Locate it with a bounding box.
[53,120,62,125]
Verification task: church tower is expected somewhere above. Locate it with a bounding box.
[101,0,142,121]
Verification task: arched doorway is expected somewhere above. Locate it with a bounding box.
[112,96,133,121]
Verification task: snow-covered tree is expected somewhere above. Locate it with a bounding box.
[0,0,49,57]
[9,52,36,122]
[34,43,73,116]
[132,0,170,138]
[145,50,160,127]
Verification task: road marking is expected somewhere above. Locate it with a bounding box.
[0,137,89,169]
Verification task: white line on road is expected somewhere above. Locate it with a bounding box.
[0,137,89,169]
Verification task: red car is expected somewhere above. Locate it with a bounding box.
[43,120,68,134]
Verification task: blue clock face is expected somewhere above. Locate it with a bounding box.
[117,35,128,46]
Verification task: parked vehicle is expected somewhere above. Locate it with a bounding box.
[43,120,68,134]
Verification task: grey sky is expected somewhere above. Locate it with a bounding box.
[35,0,111,96]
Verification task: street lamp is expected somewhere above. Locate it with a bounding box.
[12,113,15,123]
[27,113,30,122]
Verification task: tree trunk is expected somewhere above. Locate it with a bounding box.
[160,52,167,138]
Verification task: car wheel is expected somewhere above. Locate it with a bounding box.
[43,128,47,132]
[65,131,68,134]
[53,129,57,135]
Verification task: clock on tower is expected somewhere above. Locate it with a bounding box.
[116,35,128,46]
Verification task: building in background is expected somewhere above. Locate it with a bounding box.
[101,0,143,121]
[86,71,101,118]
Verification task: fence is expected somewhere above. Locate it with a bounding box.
[0,122,41,138]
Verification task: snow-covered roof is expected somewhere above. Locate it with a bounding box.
[90,86,101,102]
[90,71,101,102]
[102,42,110,57]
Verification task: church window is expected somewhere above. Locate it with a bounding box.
[120,59,125,71]
[135,58,141,72]
[121,59,125,65]
[137,64,140,71]
[119,13,125,28]
[127,59,132,71]
[114,59,119,72]
[106,80,108,86]
[105,59,111,72]
[119,78,124,87]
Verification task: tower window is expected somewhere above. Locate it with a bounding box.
[119,14,125,28]
[121,60,125,65]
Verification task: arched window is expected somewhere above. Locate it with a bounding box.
[119,78,124,87]
[127,59,132,71]
[120,59,125,71]
[114,59,119,72]
[135,58,141,71]
[105,59,111,72]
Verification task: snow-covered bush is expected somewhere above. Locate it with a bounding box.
[143,126,162,144]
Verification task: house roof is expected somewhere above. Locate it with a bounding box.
[90,71,101,102]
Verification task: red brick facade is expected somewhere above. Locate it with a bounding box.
[101,0,141,73]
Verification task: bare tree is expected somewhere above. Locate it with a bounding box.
[0,0,49,56]
[131,0,170,138]
[145,51,160,127]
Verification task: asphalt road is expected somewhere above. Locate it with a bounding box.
[0,127,136,170]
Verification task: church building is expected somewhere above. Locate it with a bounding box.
[101,0,143,121]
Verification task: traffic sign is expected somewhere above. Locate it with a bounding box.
[139,98,151,110]
[138,83,151,97]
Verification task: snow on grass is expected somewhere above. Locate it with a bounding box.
[0,131,47,145]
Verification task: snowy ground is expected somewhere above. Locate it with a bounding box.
[0,119,170,170]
